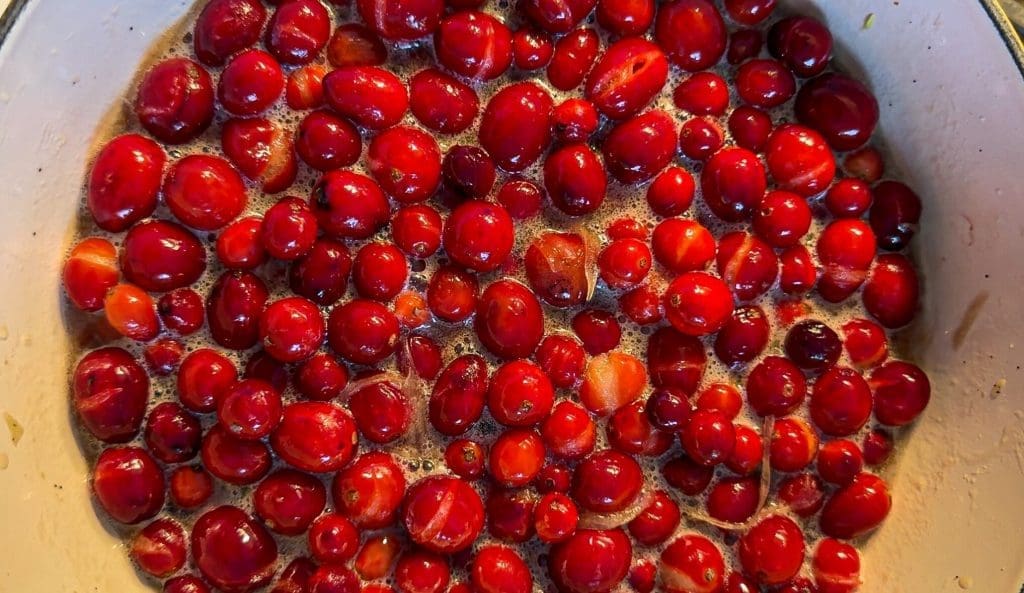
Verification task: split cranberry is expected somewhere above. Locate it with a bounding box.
[678,117,724,161]
[662,454,714,495]
[778,473,826,517]
[870,360,931,426]
[217,217,266,270]
[73,347,148,443]
[813,538,861,593]
[766,123,836,196]
[620,285,664,325]
[131,518,188,577]
[312,170,389,240]
[726,424,764,475]
[192,505,278,591]
[202,424,272,485]
[746,356,807,416]
[193,0,266,66]
[768,15,833,77]
[397,335,443,380]
[585,38,668,119]
[324,66,408,130]
[253,469,327,536]
[547,28,600,91]
[647,326,706,395]
[535,492,578,543]
[727,28,763,64]
[328,23,388,67]
[844,146,885,182]
[135,58,214,144]
[274,558,318,593]
[655,0,727,71]
[445,439,486,480]
[541,400,597,459]
[355,535,401,580]
[862,254,919,328]
[490,429,545,487]
[597,0,654,36]
[660,534,726,593]
[92,446,165,524]
[169,465,214,509]
[396,550,451,593]
[443,145,496,198]
[825,178,873,219]
[753,190,811,247]
[296,110,361,171]
[349,375,412,444]
[603,110,677,183]
[429,354,488,436]
[816,219,876,302]
[647,167,696,216]
[286,64,329,109]
[395,292,428,329]
[487,488,536,542]
[444,200,515,273]
[810,366,872,436]
[164,155,247,231]
[218,49,284,116]
[707,476,759,523]
[289,239,352,306]
[579,351,647,416]
[308,513,360,564]
[736,59,795,108]
[145,337,184,376]
[572,310,621,355]
[716,231,779,301]
[728,106,773,152]
[739,515,806,586]
[87,134,164,232]
[207,270,268,350]
[795,73,879,151]
[663,272,735,336]
[496,178,545,219]
[521,0,596,33]
[403,476,485,553]
[513,28,554,70]
[701,146,767,221]
[817,440,864,486]
[628,490,681,545]
[435,11,513,80]
[545,143,608,216]
[144,402,201,463]
[870,180,922,251]
[409,68,480,135]
[770,417,818,472]
[479,82,553,171]
[548,529,632,593]
[862,429,894,466]
[104,284,160,342]
[652,218,715,273]
[819,472,891,539]
[271,401,358,473]
[535,337,585,390]
[356,0,443,41]
[714,305,770,366]
[673,72,729,116]
[608,399,673,456]
[471,546,532,593]
[475,280,545,359]
[488,360,555,427]
[327,299,400,364]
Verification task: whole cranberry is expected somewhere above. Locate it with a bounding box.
[324,66,408,130]
[218,49,284,116]
[681,410,736,466]
[475,280,545,359]
[409,68,479,135]
[333,451,406,528]
[541,400,597,459]
[357,0,443,41]
[307,565,360,593]
[487,488,537,542]
[202,424,272,485]
[826,178,873,219]
[87,134,164,232]
[442,145,496,199]
[817,219,876,302]
[770,417,818,472]
[368,126,442,203]
[701,146,767,222]
[785,320,842,371]
[753,190,811,247]
[308,513,360,564]
[73,347,148,443]
[779,245,817,295]
[552,98,600,143]
[660,534,726,593]
[216,217,266,270]
[620,285,664,325]
[726,424,764,475]
[296,110,361,171]
[844,146,885,182]
[714,305,770,366]
[522,0,596,33]
[597,0,654,35]
[629,490,681,545]
[397,335,443,380]
[471,546,532,593]
[766,123,836,196]
[164,155,247,230]
[535,493,579,543]
[352,243,408,302]
[134,58,214,144]
[349,375,412,444]
[103,283,160,342]
[813,538,861,593]
[817,440,865,486]
[678,116,724,161]
[445,439,487,480]
[810,366,872,436]
[328,299,399,364]
[131,518,187,577]
[768,15,833,77]
[548,529,632,593]
[739,515,806,586]
[403,476,485,553]
[289,239,353,306]
[253,469,327,536]
[602,110,677,183]
[435,11,513,80]
[585,38,668,119]
[265,0,330,64]
[144,402,201,463]
[795,73,879,151]
[489,360,555,427]
[286,64,329,109]
[547,28,600,91]
[652,218,715,273]
[169,466,214,509]
[92,447,165,524]
[391,205,443,259]
[479,82,553,172]
[870,180,922,251]
[572,449,643,512]
[645,387,692,431]
[192,506,278,591]
[274,559,317,593]
[429,354,488,436]
[655,0,726,71]
[396,550,451,593]
[177,349,236,413]
[545,143,607,216]
[490,429,546,487]
[271,402,358,473]
[513,28,554,70]
[746,356,807,416]
[165,575,212,593]
[426,266,478,323]
[647,326,706,395]
[724,0,776,24]
[572,310,621,355]
[537,464,573,494]
[736,58,795,108]
[662,455,714,495]
[444,200,515,273]
[647,167,696,216]
[206,270,268,350]
[143,336,185,376]
[579,352,647,416]
[862,254,919,328]
[728,28,763,64]
[863,429,894,466]
[311,171,390,240]
[819,473,891,539]
[870,361,931,426]
[674,71,729,116]
[728,105,773,152]
[608,398,672,456]
[599,238,652,289]
[778,473,826,518]
[496,178,545,220]
[193,0,267,66]
[663,272,734,336]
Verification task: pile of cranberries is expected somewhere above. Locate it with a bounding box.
[62,0,932,591]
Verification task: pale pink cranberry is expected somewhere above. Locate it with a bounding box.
[548,529,632,593]
[766,123,836,196]
[603,110,677,183]
[253,469,327,536]
[795,73,879,151]
[92,447,165,524]
[429,354,488,436]
[435,11,512,80]
[596,0,654,36]
[73,347,148,443]
[862,254,919,328]
[629,490,681,545]
[660,534,726,593]
[579,352,648,416]
[739,515,806,586]
[545,143,607,215]
[479,82,553,171]
[409,68,480,135]
[163,155,247,230]
[265,0,330,64]
[585,38,668,119]
[547,28,600,91]
[193,0,267,66]
[819,473,891,539]
[357,0,444,40]
[311,170,389,240]
[655,0,727,71]
[135,58,214,144]
[403,476,485,553]
[87,134,164,232]
[271,401,358,473]
[192,505,278,592]
[701,146,767,221]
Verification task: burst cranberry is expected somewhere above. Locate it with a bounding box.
[266,0,330,64]
[603,110,677,183]
[541,400,597,459]
[476,280,545,359]
[678,117,724,161]
[328,23,388,67]
[192,506,278,591]
[608,399,673,456]
[728,28,763,64]
[395,550,451,593]
[131,518,187,577]
[652,219,714,274]
[552,100,600,145]
[746,356,807,416]
[218,49,284,116]
[863,430,894,467]
[490,429,545,487]
[869,180,922,250]
[870,360,930,426]
[770,417,818,472]
[663,272,734,336]
[72,347,148,443]
[808,366,872,437]
[766,124,835,196]
[329,451,405,529]
[597,0,654,35]
[585,38,668,119]
[404,476,485,553]
[312,170,389,239]
[778,245,816,295]
[444,200,515,273]
[206,270,268,350]
[104,283,160,342]
[143,402,200,463]
[355,535,401,580]
[820,473,891,539]
[253,469,327,536]
[513,28,554,69]
[216,217,266,270]
[429,354,488,435]
[409,68,479,135]
[862,254,919,328]
[87,134,164,232]
[796,73,879,151]
[135,58,214,144]
[479,82,553,171]
[825,178,872,219]
[817,219,876,302]
[716,231,779,301]
[368,126,442,203]
[813,539,861,593]
[778,473,825,518]
[287,64,329,109]
[324,66,408,130]
[328,299,399,364]
[673,71,729,115]
[579,351,647,416]
[728,106,773,152]
[702,147,767,221]
[655,0,726,71]
[193,0,266,66]
[739,515,805,586]
[660,534,726,593]
[435,11,512,80]
[357,0,443,40]
[271,401,358,473]
[92,446,165,524]
[547,28,600,90]
[844,146,885,182]
[549,529,631,593]
[522,0,595,33]
[201,423,272,484]
[296,110,361,171]
[629,490,681,545]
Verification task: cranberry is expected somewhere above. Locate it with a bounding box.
[809,366,872,437]
[739,515,805,586]
[426,266,478,322]
[131,518,187,577]
[218,49,284,116]
[145,402,201,463]
[607,217,647,241]
[647,167,696,216]
[775,473,824,518]
[73,347,148,443]
[445,439,486,479]
[296,110,361,172]
[164,155,247,231]
[663,272,734,336]
[673,71,729,116]
[397,335,443,380]
[475,279,545,359]
[655,0,726,70]
[746,356,807,416]
[490,429,545,487]
[572,310,621,355]
[243,350,287,391]
[585,38,668,119]
[216,217,266,270]
[357,0,443,41]
[783,320,840,371]
[660,534,726,593]
[527,492,577,544]
[472,546,532,593]
[92,446,165,524]
[629,490,681,545]
[736,59,795,109]
[545,143,608,215]
[816,219,876,302]
[646,326,706,395]
[207,270,268,350]
[825,178,873,219]
[662,454,714,495]
[862,254,919,328]
[547,28,600,91]
[435,11,512,80]
[403,476,485,553]
[552,98,600,142]
[479,82,553,172]
[728,106,773,152]
[63,238,119,312]
[193,506,278,591]
[488,360,556,427]
[862,429,894,466]
[368,126,442,203]
[727,28,763,64]
[104,283,160,342]
[843,146,885,182]
[752,191,811,248]
[706,477,759,523]
[770,417,818,472]
[286,64,329,109]
[795,73,879,151]
[652,218,715,273]
[253,469,327,536]
[144,335,184,373]
[169,466,214,509]
[355,535,401,580]
[324,66,408,130]
[352,243,408,301]
[630,563,657,593]
[697,383,743,420]
[349,375,412,443]
[165,575,211,593]
[620,285,664,325]
[572,449,644,513]
[271,401,358,473]
[813,538,861,593]
[177,349,236,413]
[202,424,272,485]
[598,239,651,290]
[869,180,922,251]
[396,550,451,593]
[537,464,573,494]
[608,399,673,456]
[327,299,399,364]
[768,16,833,77]
[701,147,767,221]
[682,410,736,466]
[308,565,360,593]
[396,290,430,327]
[766,123,836,196]
[328,23,387,67]
[597,0,654,36]
[262,197,317,260]
[193,0,266,66]
[274,558,318,593]
[496,178,545,219]
[714,305,770,366]
[312,170,390,240]
[522,0,596,33]
[308,513,360,564]
[819,472,891,539]
[513,28,554,70]
[603,110,677,183]
[870,360,931,426]
[726,424,764,475]
[716,231,779,301]
[429,354,488,436]
[645,387,692,431]
[541,400,597,459]
[443,145,497,199]
[87,134,164,232]
[409,68,480,135]
[724,0,775,24]
[135,58,214,144]
[777,245,815,295]
[548,529,632,593]
[288,239,353,306]
[390,206,442,259]
[678,117,724,161]
[817,440,864,486]
[444,200,515,273]
[579,351,647,416]
[485,487,535,542]
[330,451,405,529]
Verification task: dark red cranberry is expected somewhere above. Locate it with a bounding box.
[440,149,494,202]
[496,178,544,220]
[608,399,673,456]
[785,320,842,371]
[644,387,691,431]
[736,58,795,108]
[701,146,767,221]
[324,66,408,130]
[817,219,876,302]
[544,143,607,216]
[444,200,515,272]
[403,476,485,553]
[445,439,486,480]
[813,538,861,593]
[819,473,891,539]
[652,218,715,273]
[272,401,358,473]
[218,49,284,116]
[131,518,188,577]
[192,506,278,591]
[333,451,406,528]
[603,110,677,183]
[92,446,165,524]
[768,15,833,77]
[135,58,214,144]
[778,473,825,518]
[396,550,451,593]
[357,0,443,41]
[144,402,201,463]
[243,350,289,394]
[869,180,922,251]
[597,0,654,36]
[486,488,537,542]
[714,305,770,366]
[707,477,760,523]
[475,280,545,359]
[585,38,668,119]
[547,27,600,91]
[535,492,578,543]
[870,361,930,426]
[207,270,268,350]
[429,354,488,436]
[351,243,408,301]
[295,353,348,402]
[289,239,353,306]
[728,105,773,152]
[169,466,214,509]
[746,356,807,416]
[619,284,664,325]
[795,73,879,151]
[727,28,763,64]
[573,450,644,512]
[253,469,327,536]
[522,0,595,33]
[513,27,554,69]
[673,71,729,115]
[202,423,272,484]
[646,325,706,395]
[479,82,553,171]
[265,0,330,64]
[86,134,164,232]
[541,400,597,459]
[770,417,818,472]
[535,336,586,390]
[217,217,266,270]
[409,68,479,135]
[629,490,681,545]
[435,11,512,80]
[73,347,148,443]
[549,529,632,593]
[193,0,267,66]
[659,534,726,593]
[297,110,361,171]
[766,123,836,196]
[327,299,399,364]
[810,366,872,437]
[348,375,412,444]
[825,178,873,219]
[817,440,864,486]
[655,0,726,71]
[286,64,329,109]
[662,455,714,495]
[862,254,919,328]
[724,0,776,25]
[552,98,600,143]
[328,23,388,67]
[738,515,806,586]
[678,116,724,161]
[164,155,247,230]
[862,429,894,466]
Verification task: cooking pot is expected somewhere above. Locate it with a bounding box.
[0,1,1022,591]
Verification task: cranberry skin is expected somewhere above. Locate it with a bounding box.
[409,69,479,135]
[328,23,388,68]
[541,400,597,459]
[324,66,408,130]
[218,49,284,117]
[747,356,807,416]
[795,73,879,151]
[535,493,579,543]
[820,472,891,539]
[724,0,776,25]
[357,0,443,40]
[93,446,165,525]
[403,476,485,553]
[392,205,443,259]
[435,11,512,81]
[368,126,442,203]
[777,473,825,518]
[312,170,389,240]
[701,147,767,221]
[131,518,188,577]
[192,506,278,592]
[286,63,329,109]
[490,429,546,487]
[444,200,515,273]
[810,366,872,436]
[429,354,488,436]
[144,338,185,376]
[296,110,361,172]
[73,347,148,443]
[327,299,400,364]
[869,180,922,251]
[265,0,330,64]
[545,143,608,216]
[445,439,486,480]
[608,399,672,456]
[646,325,707,395]
[655,0,726,71]
[766,124,836,196]
[552,99,600,143]
[549,529,632,593]
[202,424,272,484]
[332,451,406,528]
[602,110,677,184]
[288,239,353,306]
[87,134,164,232]
[488,360,555,427]
[739,515,806,586]
[862,254,920,328]
[479,82,553,171]
[144,402,201,463]
[206,271,268,350]
[753,190,812,248]
[870,361,930,426]
[513,28,554,69]
[629,490,681,545]
[252,469,327,536]
[426,266,478,322]
[817,219,876,302]
[193,0,266,66]
[585,38,668,119]
[662,272,734,337]
[395,551,451,593]
[271,402,358,473]
[547,28,600,91]
[572,449,643,512]
[813,539,861,593]
[579,351,648,416]
[659,534,725,593]
[475,280,545,359]
[673,72,729,116]
[135,58,214,144]
[487,488,537,542]
[726,424,764,475]
[522,0,595,33]
[217,217,266,270]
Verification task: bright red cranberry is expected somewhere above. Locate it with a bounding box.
[724,0,775,24]
[389,205,441,259]
[728,28,763,64]
[296,110,361,171]
[193,0,266,66]
[753,190,811,247]
[262,197,317,260]
[608,399,673,456]
[768,15,833,77]
[656,0,726,70]
[435,11,512,80]
[397,335,442,381]
[294,354,348,402]
[870,360,931,426]
[598,239,651,290]
[714,305,770,366]
[329,451,405,529]
[328,23,387,67]
[324,66,408,130]
[409,68,479,135]
[629,490,681,545]
[620,284,664,325]
[135,58,214,144]
[163,155,246,230]
[513,27,554,69]
[777,473,825,518]
[770,417,818,472]
[258,297,324,363]
[663,272,734,336]
[92,447,165,524]
[660,534,726,593]
[796,73,879,151]
[429,354,488,435]
[736,58,795,108]
[579,351,648,416]
[424,266,476,322]
[201,423,272,484]
[603,110,677,183]
[820,472,891,539]
[351,243,407,302]
[817,219,876,302]
[104,284,160,342]
[87,134,164,232]
[716,231,778,301]
[547,27,600,91]
[487,488,537,542]
[572,449,644,513]
[549,529,631,593]
[697,383,743,420]
[766,123,836,196]
[645,166,695,216]
[777,245,815,295]
[169,466,214,509]
[404,476,485,553]
[726,424,764,475]
[538,464,574,495]
[533,492,578,543]
[274,558,318,593]
[444,200,514,272]
[395,550,451,593]
[739,515,805,586]
[869,180,922,250]
[308,513,360,565]
[312,170,389,240]
[585,38,668,119]
[472,546,532,593]
[682,410,736,466]
[217,379,282,441]
[493,178,542,219]
[808,366,872,437]
[441,439,485,480]
[176,349,236,413]
[706,476,759,523]
[286,63,329,109]
[541,400,597,459]
[288,239,353,306]
[728,106,773,152]
[673,71,728,115]
[218,49,284,116]
[607,217,648,241]
[844,146,885,182]
[72,347,148,443]
[63,238,119,311]
[131,518,187,577]
[596,0,653,35]
[354,536,401,582]
[652,219,714,274]
[206,270,268,350]
[863,429,894,466]
[144,338,184,376]
[216,217,266,270]
[271,401,358,473]
[475,279,545,359]
[327,299,399,364]
[252,469,326,536]
[192,506,278,591]
[678,116,724,161]
[817,440,864,486]
[825,178,873,218]
[307,565,360,593]
[862,254,919,328]
[552,98,600,143]
[144,402,200,463]
[265,0,330,64]
[368,126,442,203]
[166,574,212,593]
[571,310,620,355]
[702,146,767,221]
[479,82,553,171]
[522,0,596,33]
[746,356,807,416]
[812,538,861,593]
[357,0,443,40]
[488,360,556,427]
[646,326,706,395]
[662,454,714,495]
[490,429,545,487]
